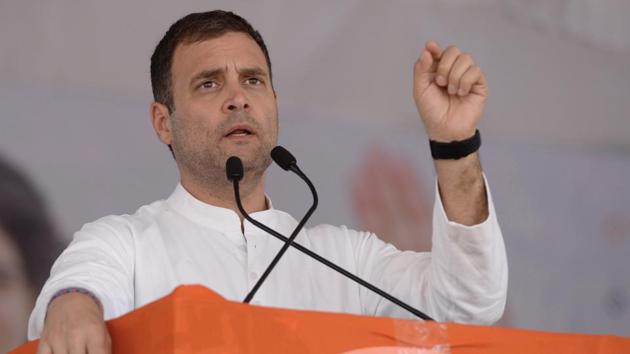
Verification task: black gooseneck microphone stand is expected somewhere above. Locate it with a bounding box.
[226,149,434,321]
[241,150,318,303]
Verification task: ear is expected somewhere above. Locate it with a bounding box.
[150,102,173,146]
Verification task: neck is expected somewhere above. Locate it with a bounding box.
[179,170,268,220]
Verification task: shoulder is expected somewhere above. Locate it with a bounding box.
[74,198,168,242]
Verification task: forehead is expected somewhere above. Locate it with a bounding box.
[171,32,269,80]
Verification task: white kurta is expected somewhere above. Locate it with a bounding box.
[28,178,507,339]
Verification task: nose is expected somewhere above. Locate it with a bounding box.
[222,83,250,113]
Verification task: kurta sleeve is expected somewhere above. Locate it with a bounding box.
[27,216,135,339]
[355,174,507,324]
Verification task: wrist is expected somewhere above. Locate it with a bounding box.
[48,287,103,314]
[434,152,483,188]
[429,129,481,160]
[427,129,477,142]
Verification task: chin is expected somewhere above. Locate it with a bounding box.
[225,143,271,159]
[245,154,273,173]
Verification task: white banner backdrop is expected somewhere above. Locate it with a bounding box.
[0,0,628,337]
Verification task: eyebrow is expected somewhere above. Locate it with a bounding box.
[189,68,223,87]
[238,67,267,78]
[189,66,269,87]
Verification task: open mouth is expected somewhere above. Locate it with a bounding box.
[225,126,254,137]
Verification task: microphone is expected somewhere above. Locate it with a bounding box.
[241,146,318,303]
[225,152,433,321]
[226,154,317,303]
[225,156,244,182]
[270,145,298,172]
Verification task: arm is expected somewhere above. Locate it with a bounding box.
[29,217,135,353]
[434,152,487,226]
[37,292,111,354]
[414,41,489,225]
[355,180,506,324]
[353,40,505,322]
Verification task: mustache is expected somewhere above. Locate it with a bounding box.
[218,112,260,132]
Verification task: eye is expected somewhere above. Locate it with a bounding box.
[244,77,263,85]
[199,80,218,89]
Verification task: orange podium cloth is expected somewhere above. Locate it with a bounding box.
[12,285,630,353]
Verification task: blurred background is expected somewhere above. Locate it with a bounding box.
[1,0,629,349]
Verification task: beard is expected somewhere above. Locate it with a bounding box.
[170,111,276,189]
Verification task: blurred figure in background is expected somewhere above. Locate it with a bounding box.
[351,148,432,252]
[0,154,64,352]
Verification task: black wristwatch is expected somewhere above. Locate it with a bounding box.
[429,130,481,160]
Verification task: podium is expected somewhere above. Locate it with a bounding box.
[12,285,630,353]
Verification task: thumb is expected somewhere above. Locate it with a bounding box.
[414,49,435,92]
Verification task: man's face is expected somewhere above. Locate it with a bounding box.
[168,32,278,184]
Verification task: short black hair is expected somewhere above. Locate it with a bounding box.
[150,10,273,113]
[0,154,64,293]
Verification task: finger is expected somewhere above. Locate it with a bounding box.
[435,45,460,87]
[425,40,443,60]
[447,53,473,95]
[67,336,87,354]
[414,41,442,94]
[36,341,53,354]
[458,65,483,96]
[414,49,434,76]
[86,332,112,354]
[471,66,489,96]
[50,339,69,354]
[413,49,436,93]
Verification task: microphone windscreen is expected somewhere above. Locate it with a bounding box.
[226,156,244,182]
[271,146,297,171]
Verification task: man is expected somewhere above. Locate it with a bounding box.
[29,10,507,354]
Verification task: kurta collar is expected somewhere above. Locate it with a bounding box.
[166,183,276,235]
